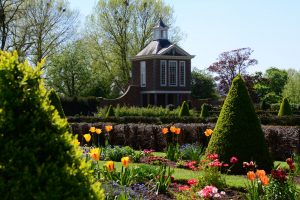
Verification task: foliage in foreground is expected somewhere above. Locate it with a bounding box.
[206,75,273,174]
[0,51,104,199]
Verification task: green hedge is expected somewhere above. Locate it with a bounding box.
[61,96,99,116]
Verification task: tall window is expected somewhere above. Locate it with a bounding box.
[169,61,177,86]
[160,60,167,86]
[179,61,186,86]
[140,61,146,87]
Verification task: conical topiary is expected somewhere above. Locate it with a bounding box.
[278,97,292,116]
[260,99,270,111]
[200,103,210,118]
[0,51,104,199]
[47,89,66,118]
[105,105,115,118]
[178,101,190,117]
[205,75,272,174]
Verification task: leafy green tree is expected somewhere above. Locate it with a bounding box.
[282,69,300,104]
[191,69,218,99]
[254,67,288,103]
[25,0,79,64]
[206,75,272,174]
[46,39,110,97]
[0,51,104,199]
[85,0,181,94]
[278,97,292,116]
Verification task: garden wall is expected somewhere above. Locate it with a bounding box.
[70,123,300,161]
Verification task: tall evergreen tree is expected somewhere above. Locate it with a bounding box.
[206,75,272,174]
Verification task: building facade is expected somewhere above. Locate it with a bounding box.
[131,19,195,107]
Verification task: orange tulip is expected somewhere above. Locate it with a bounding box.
[260,175,269,186]
[121,156,130,168]
[256,170,266,179]
[247,171,256,181]
[90,148,101,161]
[105,125,113,132]
[106,161,114,172]
[95,128,102,134]
[175,128,181,135]
[170,126,176,133]
[83,134,91,142]
[204,129,213,137]
[89,127,96,133]
[162,128,169,134]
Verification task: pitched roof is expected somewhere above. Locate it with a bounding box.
[136,40,172,56]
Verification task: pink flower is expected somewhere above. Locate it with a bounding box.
[197,185,218,198]
[223,163,229,167]
[230,156,238,164]
[187,178,198,186]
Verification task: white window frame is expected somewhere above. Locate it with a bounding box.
[179,61,186,87]
[168,60,177,86]
[160,60,167,86]
[140,61,146,87]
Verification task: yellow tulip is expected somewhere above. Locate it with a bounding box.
[89,127,96,133]
[121,156,130,168]
[95,128,102,134]
[105,125,113,132]
[170,126,176,133]
[83,134,91,142]
[90,148,101,161]
[106,161,114,172]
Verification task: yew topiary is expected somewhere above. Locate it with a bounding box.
[200,103,210,118]
[206,75,272,174]
[178,101,190,117]
[0,51,104,199]
[105,105,115,118]
[47,89,66,118]
[278,97,292,116]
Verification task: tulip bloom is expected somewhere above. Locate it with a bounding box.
[105,125,113,132]
[256,170,266,179]
[89,127,96,133]
[121,156,130,168]
[90,148,101,161]
[247,171,256,181]
[260,175,269,186]
[175,128,181,135]
[204,129,213,137]
[83,134,91,142]
[230,156,238,164]
[95,128,102,134]
[170,126,176,133]
[161,128,168,134]
[106,161,114,172]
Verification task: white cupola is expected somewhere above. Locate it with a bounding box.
[153,18,169,40]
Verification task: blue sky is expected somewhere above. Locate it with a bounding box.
[70,0,300,74]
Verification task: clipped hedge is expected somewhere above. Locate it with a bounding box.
[70,122,300,161]
[61,96,99,116]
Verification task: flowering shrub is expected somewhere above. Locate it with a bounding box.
[198,154,238,189]
[197,185,226,199]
